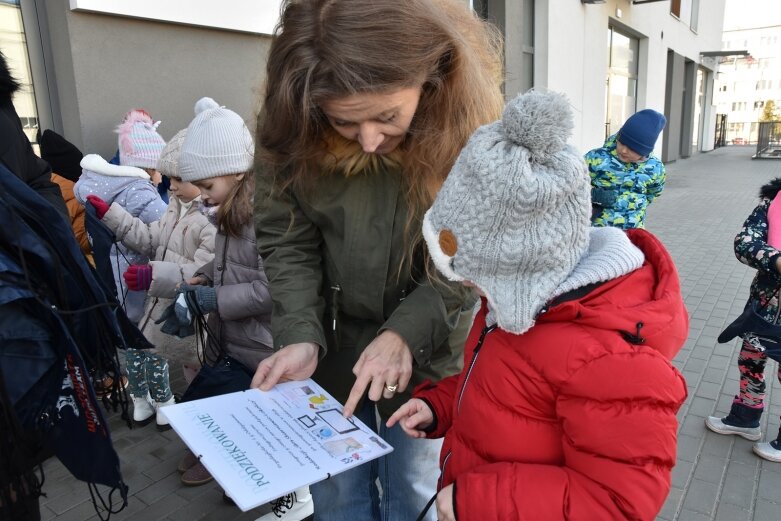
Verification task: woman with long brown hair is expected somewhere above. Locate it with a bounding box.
[251,1,504,519]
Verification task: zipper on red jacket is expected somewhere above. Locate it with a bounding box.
[456,324,497,412]
[438,449,453,490]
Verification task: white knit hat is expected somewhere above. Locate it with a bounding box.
[116,109,166,169]
[178,97,254,182]
[156,128,188,178]
[422,90,592,334]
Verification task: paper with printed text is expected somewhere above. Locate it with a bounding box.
[164,380,393,511]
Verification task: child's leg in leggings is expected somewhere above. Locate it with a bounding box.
[125,348,149,397]
[145,353,173,403]
[736,334,768,410]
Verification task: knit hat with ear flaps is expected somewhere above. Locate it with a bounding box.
[116,109,166,169]
[422,90,592,335]
[178,97,254,182]
[156,128,188,178]
[618,109,667,157]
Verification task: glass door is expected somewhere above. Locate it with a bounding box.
[0,0,41,149]
[605,26,639,139]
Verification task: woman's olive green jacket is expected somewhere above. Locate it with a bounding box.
[254,163,473,417]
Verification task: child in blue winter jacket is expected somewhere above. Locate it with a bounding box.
[586,109,667,230]
[74,109,167,323]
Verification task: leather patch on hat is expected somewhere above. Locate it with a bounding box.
[439,229,458,256]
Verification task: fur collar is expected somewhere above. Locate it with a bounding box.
[760,178,781,200]
[0,53,20,102]
[80,154,150,179]
[319,130,403,177]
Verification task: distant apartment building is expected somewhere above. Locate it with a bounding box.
[4,0,724,163]
[713,25,781,145]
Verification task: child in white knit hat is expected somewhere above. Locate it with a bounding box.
[171,98,314,518]
[75,109,168,324]
[86,128,216,430]
[388,90,688,521]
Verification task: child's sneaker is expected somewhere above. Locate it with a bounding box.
[705,403,762,441]
[256,488,314,521]
[753,427,781,462]
[181,461,214,486]
[753,439,781,462]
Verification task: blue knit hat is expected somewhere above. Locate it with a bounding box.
[618,109,666,157]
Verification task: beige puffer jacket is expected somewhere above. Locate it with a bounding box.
[102,196,216,357]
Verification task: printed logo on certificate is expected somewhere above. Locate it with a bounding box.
[163,379,394,512]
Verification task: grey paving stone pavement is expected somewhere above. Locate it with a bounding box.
[41,145,781,520]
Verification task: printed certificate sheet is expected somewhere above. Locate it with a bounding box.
[164,379,393,511]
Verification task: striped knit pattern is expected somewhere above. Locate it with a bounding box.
[117,109,166,169]
[178,97,254,182]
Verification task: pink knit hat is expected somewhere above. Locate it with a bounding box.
[116,109,166,169]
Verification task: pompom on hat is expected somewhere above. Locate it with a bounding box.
[156,128,188,178]
[178,97,254,182]
[116,109,166,169]
[422,90,592,334]
[617,109,667,158]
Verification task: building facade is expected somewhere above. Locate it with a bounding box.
[477,0,725,161]
[713,25,781,146]
[4,0,724,163]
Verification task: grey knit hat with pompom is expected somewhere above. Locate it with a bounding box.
[156,128,188,178]
[178,97,254,182]
[422,90,592,334]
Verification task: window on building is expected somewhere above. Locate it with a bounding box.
[719,84,728,92]
[671,0,693,27]
[732,102,747,111]
[0,0,40,147]
[756,80,773,90]
[755,101,765,109]
[605,26,639,138]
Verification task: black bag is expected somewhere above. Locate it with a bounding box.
[718,296,781,362]
[180,355,253,402]
[178,289,253,402]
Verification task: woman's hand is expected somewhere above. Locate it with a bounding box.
[342,330,413,417]
[436,484,456,521]
[251,342,320,391]
[385,398,433,438]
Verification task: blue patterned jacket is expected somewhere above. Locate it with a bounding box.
[586,134,665,229]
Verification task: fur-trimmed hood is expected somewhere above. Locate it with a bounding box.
[759,177,781,200]
[0,52,20,102]
[80,154,150,179]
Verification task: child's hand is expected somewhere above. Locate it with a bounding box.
[385,398,433,438]
[124,264,152,291]
[182,275,208,286]
[86,195,110,219]
[436,484,455,521]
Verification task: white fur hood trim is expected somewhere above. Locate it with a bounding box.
[80,154,150,179]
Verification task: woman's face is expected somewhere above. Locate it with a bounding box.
[168,176,201,203]
[321,87,423,155]
[192,174,243,207]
